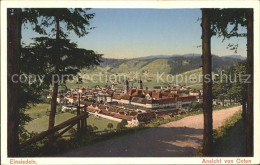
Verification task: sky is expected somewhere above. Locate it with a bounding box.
[22,9,247,59]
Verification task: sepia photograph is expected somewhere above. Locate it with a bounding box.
[1,0,260,164]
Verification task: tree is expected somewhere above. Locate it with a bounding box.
[116,123,124,130]
[246,8,253,157]
[93,126,98,131]
[212,69,232,107]
[29,8,96,144]
[7,8,46,156]
[7,8,63,155]
[209,8,253,156]
[24,37,102,143]
[116,120,128,130]
[7,8,20,157]
[201,9,213,156]
[107,123,114,130]
[230,61,247,120]
[121,119,128,127]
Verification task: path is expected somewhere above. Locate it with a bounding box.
[57,106,241,157]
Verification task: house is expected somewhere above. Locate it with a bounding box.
[66,96,78,104]
[112,93,132,104]
[106,93,112,102]
[57,94,65,104]
[79,87,86,93]
[176,93,197,106]
[97,93,107,102]
[189,89,200,96]
[170,88,178,94]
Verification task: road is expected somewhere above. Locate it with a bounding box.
[57,106,241,157]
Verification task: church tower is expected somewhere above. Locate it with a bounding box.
[124,79,129,94]
[138,79,143,89]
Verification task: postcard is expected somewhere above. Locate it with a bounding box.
[1,0,260,164]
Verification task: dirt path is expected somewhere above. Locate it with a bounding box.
[57,106,241,157]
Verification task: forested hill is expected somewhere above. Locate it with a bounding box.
[98,54,245,75]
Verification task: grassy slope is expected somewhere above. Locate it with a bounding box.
[139,59,171,74]
[25,103,51,119]
[25,112,76,134]
[25,104,119,135]
[212,110,246,156]
[174,68,203,89]
[110,60,149,73]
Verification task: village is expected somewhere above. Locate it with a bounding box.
[47,79,203,126]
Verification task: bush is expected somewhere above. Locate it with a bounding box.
[116,123,124,129]
[189,102,203,111]
[121,119,128,126]
[86,125,94,132]
[68,128,77,136]
[107,123,114,130]
[93,126,98,131]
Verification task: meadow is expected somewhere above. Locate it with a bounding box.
[25,103,119,135]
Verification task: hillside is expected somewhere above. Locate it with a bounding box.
[100,54,244,75]
[66,54,244,89]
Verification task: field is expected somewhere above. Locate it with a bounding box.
[25,103,51,119]
[25,103,119,135]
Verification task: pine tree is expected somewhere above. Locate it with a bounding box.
[30,8,97,144]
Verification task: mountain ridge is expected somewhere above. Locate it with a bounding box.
[98,54,245,75]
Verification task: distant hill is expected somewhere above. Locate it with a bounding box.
[221,55,246,60]
[137,53,201,59]
[97,54,245,75]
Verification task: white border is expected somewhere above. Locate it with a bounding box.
[1,0,260,164]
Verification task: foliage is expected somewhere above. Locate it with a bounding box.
[121,119,128,126]
[189,102,203,111]
[229,61,247,104]
[17,8,102,144]
[209,9,247,53]
[116,123,125,129]
[93,126,98,131]
[86,125,94,132]
[210,9,247,39]
[212,61,247,106]
[33,8,95,38]
[212,111,246,156]
[68,128,77,137]
[213,110,242,143]
[107,123,114,130]
[116,120,128,129]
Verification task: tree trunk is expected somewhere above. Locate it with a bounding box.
[222,96,225,107]
[201,9,213,156]
[48,16,60,144]
[246,8,253,157]
[242,98,246,122]
[7,8,21,157]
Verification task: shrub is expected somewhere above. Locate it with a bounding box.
[86,125,94,132]
[116,123,124,129]
[93,126,98,131]
[121,119,128,126]
[189,102,203,111]
[107,123,113,130]
[68,128,77,136]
